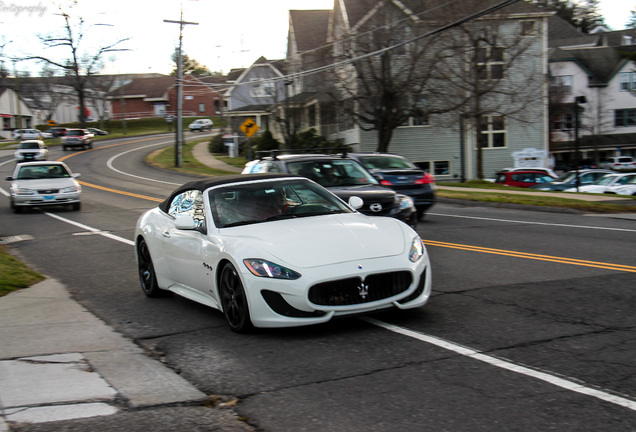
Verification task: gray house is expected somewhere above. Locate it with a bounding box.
[223,57,288,139]
[285,0,553,180]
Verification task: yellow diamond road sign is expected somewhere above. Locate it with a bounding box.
[240,118,259,137]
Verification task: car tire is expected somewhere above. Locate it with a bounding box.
[219,263,253,333]
[136,239,165,298]
[71,202,81,211]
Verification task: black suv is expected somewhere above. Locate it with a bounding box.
[242,152,417,227]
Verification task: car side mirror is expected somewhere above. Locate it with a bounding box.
[5,176,13,181]
[174,214,197,230]
[72,173,81,178]
[348,196,364,210]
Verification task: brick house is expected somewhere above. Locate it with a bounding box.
[108,74,221,119]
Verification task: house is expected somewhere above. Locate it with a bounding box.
[548,16,636,168]
[108,74,221,119]
[223,57,287,139]
[284,0,552,180]
[0,87,36,140]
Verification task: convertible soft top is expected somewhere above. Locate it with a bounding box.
[158,173,299,213]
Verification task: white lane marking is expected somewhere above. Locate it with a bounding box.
[363,317,636,412]
[44,212,135,246]
[106,141,182,186]
[429,212,636,233]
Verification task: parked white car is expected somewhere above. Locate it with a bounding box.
[604,174,636,196]
[563,173,636,194]
[12,129,45,140]
[600,156,636,171]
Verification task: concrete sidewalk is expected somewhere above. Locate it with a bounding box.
[0,279,211,430]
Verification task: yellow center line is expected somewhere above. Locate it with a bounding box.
[78,180,163,202]
[56,136,164,162]
[57,136,169,202]
[423,239,636,273]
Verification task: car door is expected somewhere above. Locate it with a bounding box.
[160,190,209,292]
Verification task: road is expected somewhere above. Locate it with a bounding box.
[1,135,636,431]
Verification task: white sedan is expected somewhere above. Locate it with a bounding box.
[563,173,636,194]
[135,173,432,332]
[5,161,82,212]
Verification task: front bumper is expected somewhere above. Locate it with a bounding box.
[242,252,432,328]
[12,191,81,207]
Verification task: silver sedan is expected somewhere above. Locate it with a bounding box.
[5,161,82,213]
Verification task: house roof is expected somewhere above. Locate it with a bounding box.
[549,45,636,86]
[289,10,331,53]
[337,0,549,31]
[109,75,176,99]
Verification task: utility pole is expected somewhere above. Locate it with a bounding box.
[164,5,198,168]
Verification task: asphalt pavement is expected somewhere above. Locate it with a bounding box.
[1,138,635,430]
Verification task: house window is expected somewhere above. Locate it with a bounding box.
[479,115,506,148]
[415,161,450,176]
[411,96,429,126]
[250,79,275,98]
[476,46,504,80]
[308,105,316,127]
[620,72,636,92]
[199,103,205,113]
[615,109,636,127]
[553,75,572,94]
[553,113,573,131]
[521,20,536,36]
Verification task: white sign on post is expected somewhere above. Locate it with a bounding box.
[512,148,547,168]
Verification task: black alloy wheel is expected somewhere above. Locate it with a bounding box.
[137,239,163,297]
[219,263,253,333]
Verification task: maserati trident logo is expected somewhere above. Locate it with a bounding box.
[358,282,369,299]
[370,203,382,212]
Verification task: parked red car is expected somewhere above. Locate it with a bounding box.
[494,170,556,188]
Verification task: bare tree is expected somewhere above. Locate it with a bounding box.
[17,2,128,127]
[329,2,441,153]
[429,6,544,179]
[17,65,68,122]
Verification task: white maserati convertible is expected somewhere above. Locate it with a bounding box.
[135,173,432,332]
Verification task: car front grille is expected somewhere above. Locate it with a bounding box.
[360,200,397,216]
[38,189,59,194]
[308,271,412,306]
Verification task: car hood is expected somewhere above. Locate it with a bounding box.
[222,213,408,268]
[15,149,44,154]
[12,178,78,189]
[327,184,396,200]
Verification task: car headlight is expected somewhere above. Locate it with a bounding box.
[13,188,36,195]
[61,185,80,193]
[397,195,414,210]
[409,237,424,263]
[244,259,301,280]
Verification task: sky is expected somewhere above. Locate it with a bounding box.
[0,0,632,77]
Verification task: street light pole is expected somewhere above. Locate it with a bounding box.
[164,6,198,168]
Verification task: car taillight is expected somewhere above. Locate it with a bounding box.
[415,173,435,185]
[380,179,393,186]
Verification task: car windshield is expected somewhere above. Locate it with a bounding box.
[67,130,83,136]
[357,155,416,170]
[594,175,618,185]
[286,159,378,187]
[17,165,70,179]
[209,178,353,228]
[554,172,577,183]
[19,142,40,150]
[619,175,636,184]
